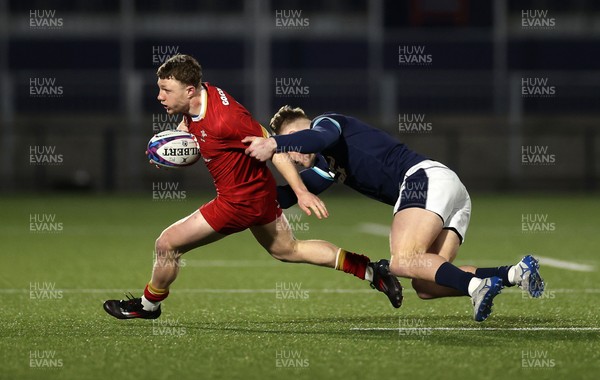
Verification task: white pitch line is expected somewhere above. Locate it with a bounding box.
[4,288,600,294]
[351,327,600,332]
[536,256,595,272]
[356,224,596,273]
[356,222,389,237]
[0,288,377,294]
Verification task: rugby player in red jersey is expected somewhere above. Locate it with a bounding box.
[103,55,402,319]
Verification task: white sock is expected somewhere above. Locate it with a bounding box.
[141,295,160,311]
[507,265,517,285]
[365,266,374,282]
[467,278,483,297]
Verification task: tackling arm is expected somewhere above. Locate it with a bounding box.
[271,153,330,219]
[243,117,342,161]
[272,117,342,154]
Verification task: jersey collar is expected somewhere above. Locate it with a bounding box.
[191,84,208,122]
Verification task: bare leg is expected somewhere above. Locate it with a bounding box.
[250,213,339,267]
[410,229,476,299]
[389,208,475,296]
[389,208,449,280]
[151,210,225,289]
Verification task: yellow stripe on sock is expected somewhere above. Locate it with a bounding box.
[335,249,347,271]
[147,282,169,296]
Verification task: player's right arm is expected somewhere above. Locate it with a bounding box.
[272,116,342,154]
[243,117,342,161]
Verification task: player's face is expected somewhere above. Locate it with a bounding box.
[157,78,192,114]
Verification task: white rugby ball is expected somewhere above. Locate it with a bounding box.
[147,130,200,168]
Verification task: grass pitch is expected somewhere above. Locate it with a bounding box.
[1,192,599,379]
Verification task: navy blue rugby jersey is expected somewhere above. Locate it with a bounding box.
[273,113,427,205]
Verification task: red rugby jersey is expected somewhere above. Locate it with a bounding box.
[183,83,275,201]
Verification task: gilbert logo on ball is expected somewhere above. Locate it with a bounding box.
[147,130,201,168]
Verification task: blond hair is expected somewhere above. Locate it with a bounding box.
[269,105,309,134]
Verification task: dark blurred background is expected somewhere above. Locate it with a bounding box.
[1,0,598,193]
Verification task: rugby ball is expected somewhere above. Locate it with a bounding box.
[147,130,200,168]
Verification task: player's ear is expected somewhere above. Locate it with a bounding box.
[186,85,196,98]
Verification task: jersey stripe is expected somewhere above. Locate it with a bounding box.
[311,166,335,181]
[313,116,342,134]
[260,125,272,138]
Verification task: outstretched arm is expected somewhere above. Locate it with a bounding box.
[277,154,334,209]
[271,153,329,219]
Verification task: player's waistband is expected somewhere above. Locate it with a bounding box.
[404,159,450,179]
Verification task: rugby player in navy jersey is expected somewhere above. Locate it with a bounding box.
[243,106,545,322]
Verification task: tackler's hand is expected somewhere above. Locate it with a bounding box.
[242,136,277,162]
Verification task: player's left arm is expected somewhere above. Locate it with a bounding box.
[277,154,335,209]
[272,154,329,219]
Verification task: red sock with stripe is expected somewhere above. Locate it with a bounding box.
[335,249,371,280]
[141,282,169,311]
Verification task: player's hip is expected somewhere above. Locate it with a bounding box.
[200,191,282,235]
[214,173,277,200]
[394,160,471,241]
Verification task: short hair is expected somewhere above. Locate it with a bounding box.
[156,54,202,87]
[270,105,309,134]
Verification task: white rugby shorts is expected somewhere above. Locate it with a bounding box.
[393,160,471,243]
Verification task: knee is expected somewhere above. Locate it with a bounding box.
[268,240,297,262]
[411,279,435,300]
[155,232,182,260]
[155,233,172,253]
[390,249,426,275]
